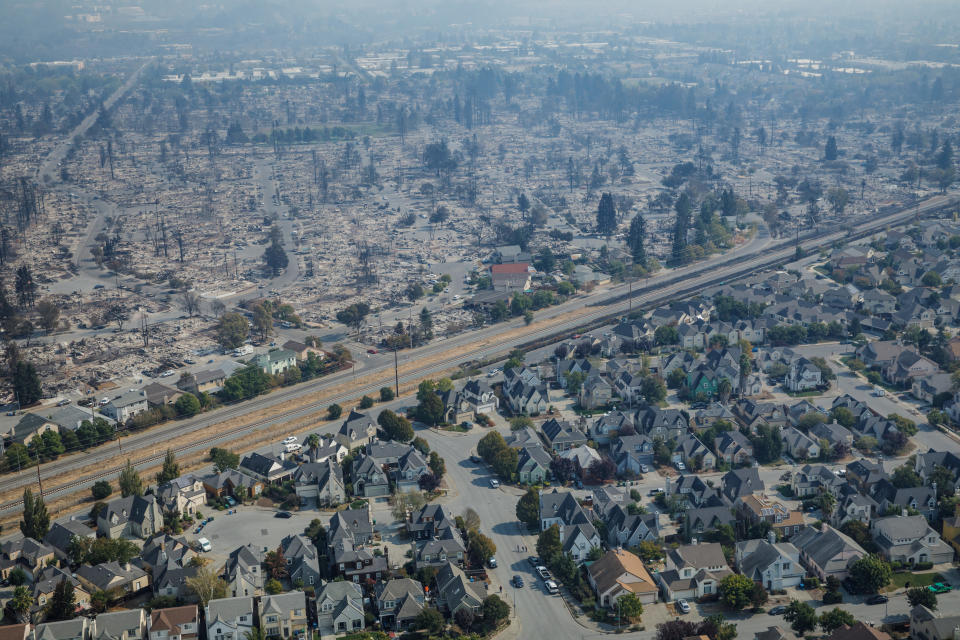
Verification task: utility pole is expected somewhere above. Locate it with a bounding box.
[35,454,44,498]
[394,348,400,399]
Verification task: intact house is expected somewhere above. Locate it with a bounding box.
[602,504,660,549]
[205,597,255,640]
[870,515,953,565]
[1,537,56,578]
[293,459,345,507]
[279,534,322,588]
[148,605,199,640]
[33,567,91,615]
[587,548,659,608]
[375,578,425,630]
[327,507,387,583]
[334,411,377,449]
[516,444,551,484]
[790,465,845,499]
[97,495,163,540]
[737,494,805,539]
[252,349,297,376]
[201,469,263,500]
[791,524,866,581]
[76,562,150,599]
[713,430,754,466]
[612,435,654,475]
[541,419,587,452]
[656,543,732,602]
[44,520,96,562]
[225,545,262,598]
[155,476,206,517]
[870,480,937,520]
[735,537,805,591]
[316,582,364,635]
[91,609,146,640]
[101,390,148,424]
[177,369,226,395]
[435,562,485,617]
[238,452,297,484]
[673,434,715,470]
[781,427,821,460]
[34,619,89,640]
[786,358,823,392]
[259,592,308,639]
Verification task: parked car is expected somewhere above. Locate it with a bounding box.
[676,461,686,471]
[640,464,650,473]
[929,582,953,594]
[544,580,559,595]
[769,606,787,615]
[677,600,691,614]
[488,557,497,568]
[490,479,500,488]
[274,511,293,519]
[866,595,889,605]
[512,575,524,588]
[528,556,540,567]
[282,436,298,445]
[536,566,550,580]
[470,455,482,463]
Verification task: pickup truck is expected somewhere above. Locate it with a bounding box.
[536,566,551,580]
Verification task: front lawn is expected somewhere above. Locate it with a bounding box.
[887,571,940,591]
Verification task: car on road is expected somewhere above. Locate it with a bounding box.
[197,537,212,552]
[640,464,650,473]
[488,557,497,568]
[274,511,293,519]
[929,582,953,594]
[282,436,298,445]
[160,370,175,377]
[677,600,691,614]
[536,566,550,580]
[528,556,540,567]
[512,575,524,588]
[866,595,889,605]
[490,479,500,488]
[544,580,559,595]
[56,399,70,406]
[769,606,787,615]
[367,348,378,354]
[676,461,686,471]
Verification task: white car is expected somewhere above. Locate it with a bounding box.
[160,370,175,377]
[677,599,691,614]
[676,461,686,471]
[282,436,298,445]
[490,479,500,488]
[544,580,559,595]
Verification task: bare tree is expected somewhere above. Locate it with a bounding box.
[210,299,226,317]
[180,291,202,317]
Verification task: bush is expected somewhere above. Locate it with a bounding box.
[822,590,842,604]
[327,403,343,420]
[359,395,374,409]
[914,561,934,570]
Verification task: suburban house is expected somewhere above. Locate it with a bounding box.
[435,562,485,616]
[1,537,56,577]
[737,494,805,539]
[587,548,659,607]
[224,545,262,598]
[293,459,346,507]
[96,495,164,539]
[722,468,765,502]
[673,434,715,470]
[101,390,148,424]
[489,262,532,291]
[282,340,324,361]
[910,605,960,640]
[335,411,377,449]
[790,465,845,498]
[786,358,822,392]
[870,515,953,565]
[252,350,297,376]
[316,582,364,635]
[34,619,90,640]
[603,504,659,548]
[155,476,206,517]
[516,444,551,484]
[148,605,199,640]
[781,427,821,460]
[656,543,732,602]
[375,578,425,630]
[33,567,90,614]
[238,452,297,484]
[791,525,866,581]
[141,382,183,408]
[735,537,805,591]
[279,534,322,588]
[76,562,150,598]
[612,435,654,475]
[91,609,146,640]
[351,453,391,497]
[713,430,754,465]
[685,506,737,540]
[205,597,255,640]
[201,469,263,500]
[258,592,308,639]
[177,369,226,395]
[541,419,587,452]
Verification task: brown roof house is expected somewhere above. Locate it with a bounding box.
[587,548,659,607]
[148,605,199,640]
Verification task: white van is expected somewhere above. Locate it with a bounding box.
[197,537,212,552]
[872,386,885,397]
[284,442,302,453]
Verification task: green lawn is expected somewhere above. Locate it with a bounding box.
[887,571,940,591]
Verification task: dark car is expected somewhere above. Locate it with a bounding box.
[512,575,524,588]
[470,455,481,463]
[866,595,889,605]
[274,511,293,519]
[769,606,787,615]
[528,556,540,567]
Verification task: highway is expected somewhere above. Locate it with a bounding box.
[0,194,953,515]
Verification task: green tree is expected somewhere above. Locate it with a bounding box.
[923,271,942,287]
[641,376,667,404]
[20,488,50,540]
[175,392,201,417]
[216,313,249,350]
[156,449,180,485]
[516,488,539,528]
[5,443,30,471]
[8,585,31,622]
[627,214,647,267]
[12,360,42,405]
[597,192,617,235]
[210,447,239,472]
[824,135,839,161]
[413,607,444,633]
[378,410,414,442]
[416,392,445,426]
[848,555,892,594]
[907,586,938,610]
[492,447,518,480]
[483,594,510,625]
[537,524,563,565]
[118,459,144,497]
[358,395,374,409]
[379,386,395,402]
[654,325,679,346]
[47,578,77,621]
[819,608,855,633]
[467,529,496,567]
[91,480,112,501]
[892,464,922,488]
[566,371,586,395]
[618,592,644,621]
[429,451,446,478]
[477,431,508,462]
[718,574,756,610]
[830,406,856,429]
[265,579,283,594]
[784,600,818,635]
[327,403,342,420]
